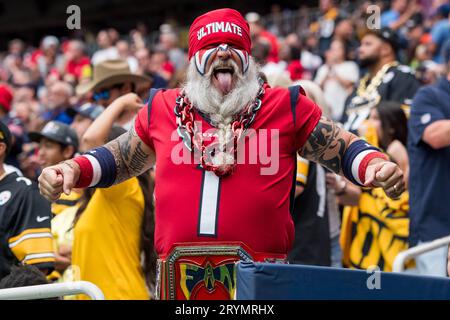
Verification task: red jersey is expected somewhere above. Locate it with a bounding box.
[134,85,321,257]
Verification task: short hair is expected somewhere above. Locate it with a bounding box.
[70,39,85,52]
[0,265,49,289]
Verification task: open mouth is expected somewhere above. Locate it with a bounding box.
[213,66,234,78]
[212,66,235,95]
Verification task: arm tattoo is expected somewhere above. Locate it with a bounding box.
[105,126,152,184]
[299,116,351,174]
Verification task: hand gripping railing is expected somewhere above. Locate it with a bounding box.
[393,235,450,273]
[0,281,104,300]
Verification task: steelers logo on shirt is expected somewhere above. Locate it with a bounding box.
[0,191,11,206]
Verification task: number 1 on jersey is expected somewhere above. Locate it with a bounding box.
[198,170,221,236]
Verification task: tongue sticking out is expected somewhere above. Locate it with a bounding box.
[215,72,233,95]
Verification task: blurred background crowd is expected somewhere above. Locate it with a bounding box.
[0,0,449,299]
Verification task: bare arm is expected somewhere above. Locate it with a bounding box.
[300,116,405,199]
[81,93,143,151]
[299,116,356,175]
[422,120,450,149]
[105,125,155,185]
[38,109,155,201]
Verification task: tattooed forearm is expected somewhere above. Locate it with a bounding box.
[130,141,149,173]
[104,126,154,184]
[299,116,355,174]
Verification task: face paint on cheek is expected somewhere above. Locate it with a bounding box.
[194,47,217,76]
[231,48,249,74]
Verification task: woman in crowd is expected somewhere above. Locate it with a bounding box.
[71,93,156,299]
[314,39,359,122]
[332,101,410,271]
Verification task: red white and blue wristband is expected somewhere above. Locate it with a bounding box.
[342,140,388,187]
[73,147,117,188]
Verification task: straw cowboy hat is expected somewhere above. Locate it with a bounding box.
[76,59,151,96]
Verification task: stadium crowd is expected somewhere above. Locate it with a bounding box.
[0,0,449,299]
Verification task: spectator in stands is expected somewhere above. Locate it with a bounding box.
[381,0,418,30]
[48,104,103,284]
[315,39,359,122]
[159,30,187,72]
[28,121,80,276]
[63,40,91,84]
[116,40,139,73]
[135,48,167,89]
[333,19,359,60]
[68,103,104,149]
[149,47,174,82]
[42,81,74,125]
[312,0,341,55]
[30,36,64,80]
[91,30,119,66]
[428,3,450,63]
[72,93,156,299]
[337,101,411,272]
[246,12,280,63]
[75,59,151,129]
[0,84,28,170]
[279,42,304,81]
[0,121,54,279]
[300,33,323,80]
[29,121,79,214]
[344,27,421,133]
[408,40,450,276]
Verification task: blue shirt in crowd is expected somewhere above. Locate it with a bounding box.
[408,77,450,246]
[381,10,400,28]
[431,20,450,63]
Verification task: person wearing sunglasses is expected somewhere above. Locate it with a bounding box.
[76,59,151,130]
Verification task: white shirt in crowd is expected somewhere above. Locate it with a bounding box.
[91,47,120,66]
[314,61,359,122]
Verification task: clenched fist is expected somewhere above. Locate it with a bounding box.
[38,160,80,202]
[364,159,405,199]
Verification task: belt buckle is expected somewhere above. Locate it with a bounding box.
[157,243,254,300]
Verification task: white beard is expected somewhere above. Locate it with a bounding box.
[183,57,261,126]
[182,57,261,168]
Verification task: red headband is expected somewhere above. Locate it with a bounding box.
[188,8,251,60]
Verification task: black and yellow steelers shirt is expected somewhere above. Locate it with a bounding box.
[51,190,82,216]
[0,172,55,279]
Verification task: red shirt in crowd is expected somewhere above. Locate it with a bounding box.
[259,30,280,63]
[65,56,91,80]
[287,60,304,81]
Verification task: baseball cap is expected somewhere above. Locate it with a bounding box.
[433,4,450,18]
[67,102,104,120]
[0,120,12,156]
[29,121,79,150]
[362,27,400,51]
[42,36,59,49]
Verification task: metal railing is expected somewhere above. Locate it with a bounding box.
[0,281,104,300]
[393,235,450,273]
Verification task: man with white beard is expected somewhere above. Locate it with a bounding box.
[38,9,405,300]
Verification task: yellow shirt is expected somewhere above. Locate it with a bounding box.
[72,178,149,300]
